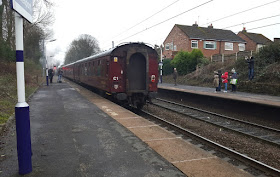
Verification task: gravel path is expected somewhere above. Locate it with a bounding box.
[143,103,280,170]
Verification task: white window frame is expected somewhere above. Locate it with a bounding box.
[204,41,216,50]
[225,42,233,51]
[174,45,177,51]
[256,44,264,52]
[165,43,170,50]
[238,43,245,51]
[191,40,198,48]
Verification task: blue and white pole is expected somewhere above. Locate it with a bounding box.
[160,46,163,83]
[15,12,32,175]
[46,59,49,86]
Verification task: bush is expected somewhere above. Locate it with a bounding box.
[162,59,173,76]
[258,42,280,65]
[0,40,16,62]
[171,49,205,75]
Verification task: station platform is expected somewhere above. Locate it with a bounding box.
[158,83,280,108]
[0,80,255,177]
[0,81,184,176]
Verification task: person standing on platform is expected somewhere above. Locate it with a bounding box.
[221,72,228,92]
[214,70,222,91]
[57,68,63,83]
[245,56,254,80]
[48,68,54,84]
[173,68,178,86]
[213,75,219,93]
[230,68,238,92]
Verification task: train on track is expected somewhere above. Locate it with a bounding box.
[62,42,158,109]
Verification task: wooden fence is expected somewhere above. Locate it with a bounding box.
[211,51,256,62]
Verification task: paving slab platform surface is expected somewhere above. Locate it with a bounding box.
[158,83,280,108]
[0,82,185,177]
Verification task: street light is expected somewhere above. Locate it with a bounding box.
[44,39,56,86]
[156,44,163,84]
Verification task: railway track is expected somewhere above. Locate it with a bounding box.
[151,98,280,147]
[139,109,280,177]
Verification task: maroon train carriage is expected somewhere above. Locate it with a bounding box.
[63,42,158,108]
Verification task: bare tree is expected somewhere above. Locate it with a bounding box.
[64,34,101,64]
[0,0,55,62]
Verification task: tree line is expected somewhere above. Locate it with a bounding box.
[0,0,54,64]
[64,34,101,65]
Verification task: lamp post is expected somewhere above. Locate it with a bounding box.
[159,45,163,83]
[44,39,56,86]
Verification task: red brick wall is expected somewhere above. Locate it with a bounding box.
[163,25,243,58]
[163,25,188,59]
[237,32,256,51]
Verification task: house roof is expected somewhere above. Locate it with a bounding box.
[239,31,272,45]
[176,24,246,43]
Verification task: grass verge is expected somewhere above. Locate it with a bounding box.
[0,61,43,124]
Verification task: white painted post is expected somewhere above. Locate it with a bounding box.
[14,12,32,175]
[46,51,49,86]
[160,45,163,83]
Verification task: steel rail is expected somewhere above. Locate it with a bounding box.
[140,110,280,177]
[156,98,280,133]
[152,98,280,147]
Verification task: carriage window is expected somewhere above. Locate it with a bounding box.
[88,63,91,76]
[85,63,87,76]
[106,60,109,76]
[93,62,96,76]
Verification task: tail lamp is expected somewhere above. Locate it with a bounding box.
[151,75,156,83]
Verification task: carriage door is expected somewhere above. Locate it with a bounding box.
[127,53,146,91]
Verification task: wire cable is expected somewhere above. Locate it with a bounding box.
[222,14,280,29]
[202,0,280,26]
[246,23,280,31]
[118,0,214,43]
[112,0,181,39]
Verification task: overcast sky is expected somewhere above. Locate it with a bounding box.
[45,0,280,65]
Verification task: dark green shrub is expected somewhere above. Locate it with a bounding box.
[258,42,280,65]
[162,59,173,75]
[171,49,205,75]
[0,41,16,62]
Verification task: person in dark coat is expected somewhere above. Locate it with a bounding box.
[245,56,254,80]
[230,68,238,92]
[57,68,63,83]
[48,68,54,83]
[173,68,178,86]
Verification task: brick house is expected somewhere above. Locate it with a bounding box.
[237,28,272,52]
[163,24,246,58]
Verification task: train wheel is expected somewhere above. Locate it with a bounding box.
[136,103,144,109]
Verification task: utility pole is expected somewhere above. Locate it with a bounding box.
[44,39,56,86]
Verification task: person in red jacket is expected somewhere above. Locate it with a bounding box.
[221,72,228,92]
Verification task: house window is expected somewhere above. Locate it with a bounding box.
[191,40,198,48]
[174,45,177,51]
[170,42,173,50]
[204,41,216,50]
[256,44,264,52]
[225,42,233,50]
[238,43,245,51]
[165,43,170,50]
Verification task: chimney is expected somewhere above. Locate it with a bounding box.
[208,23,213,29]
[274,38,280,43]
[242,27,247,32]
[192,21,198,27]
